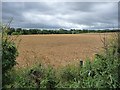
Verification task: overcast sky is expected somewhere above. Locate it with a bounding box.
[2,2,118,30]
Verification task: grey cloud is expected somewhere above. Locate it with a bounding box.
[2,2,118,29]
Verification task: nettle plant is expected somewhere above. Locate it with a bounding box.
[2,24,18,87]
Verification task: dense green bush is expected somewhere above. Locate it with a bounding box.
[2,26,18,88]
[80,56,119,88]
[79,33,120,88]
[9,64,57,89]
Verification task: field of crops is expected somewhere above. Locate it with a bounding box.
[15,33,111,68]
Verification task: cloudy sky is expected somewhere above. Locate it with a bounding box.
[2,2,118,30]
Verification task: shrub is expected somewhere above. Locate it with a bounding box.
[10,64,57,89]
[79,32,120,88]
[2,25,18,87]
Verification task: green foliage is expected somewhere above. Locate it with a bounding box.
[79,33,120,88]
[2,26,18,87]
[7,50,120,88]
[7,68,36,88]
[9,64,57,89]
[12,32,21,35]
[60,65,79,82]
[80,58,119,88]
[8,27,119,35]
[2,39,18,71]
[43,67,57,89]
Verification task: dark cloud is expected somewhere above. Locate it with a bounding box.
[2,2,118,29]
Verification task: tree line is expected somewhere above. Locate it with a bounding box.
[7,27,119,35]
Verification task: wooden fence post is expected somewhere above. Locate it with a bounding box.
[80,60,83,67]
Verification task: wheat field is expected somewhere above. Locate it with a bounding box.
[14,33,112,68]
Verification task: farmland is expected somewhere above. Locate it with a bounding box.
[15,33,111,68]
